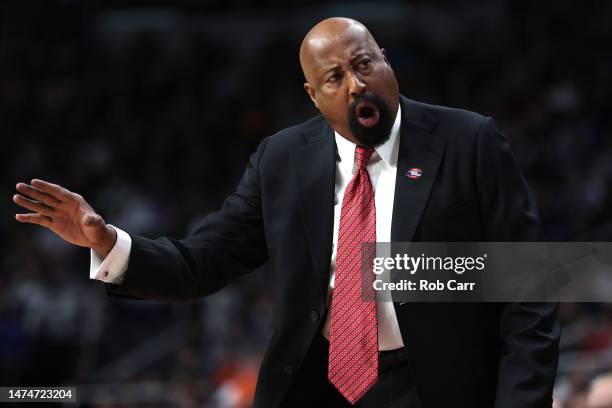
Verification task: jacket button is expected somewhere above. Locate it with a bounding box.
[310,310,319,322]
[283,365,294,375]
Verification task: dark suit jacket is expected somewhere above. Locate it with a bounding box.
[105,96,560,408]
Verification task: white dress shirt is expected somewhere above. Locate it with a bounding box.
[90,226,130,283]
[90,105,404,351]
[321,105,404,351]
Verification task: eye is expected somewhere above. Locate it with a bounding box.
[327,72,342,83]
[358,59,371,70]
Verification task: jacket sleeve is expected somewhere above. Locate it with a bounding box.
[476,117,560,408]
[104,137,270,302]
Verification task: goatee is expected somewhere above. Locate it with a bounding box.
[348,93,394,148]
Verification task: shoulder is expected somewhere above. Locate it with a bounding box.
[401,96,490,138]
[267,115,329,146]
[400,97,505,159]
[253,114,330,159]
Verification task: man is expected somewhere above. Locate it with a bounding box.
[13,17,559,407]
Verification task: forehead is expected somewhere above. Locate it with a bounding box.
[306,26,376,71]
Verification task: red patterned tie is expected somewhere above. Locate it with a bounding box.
[328,146,378,405]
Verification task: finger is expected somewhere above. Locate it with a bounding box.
[13,194,56,217]
[15,213,52,227]
[30,179,74,202]
[16,182,62,207]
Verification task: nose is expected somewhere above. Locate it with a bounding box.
[347,70,366,98]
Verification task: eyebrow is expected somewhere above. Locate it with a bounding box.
[317,50,374,79]
[320,65,341,79]
[350,51,372,63]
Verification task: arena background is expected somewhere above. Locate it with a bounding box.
[1,1,611,407]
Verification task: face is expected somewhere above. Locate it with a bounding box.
[302,22,399,147]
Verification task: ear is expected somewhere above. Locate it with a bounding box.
[381,48,391,67]
[304,82,319,108]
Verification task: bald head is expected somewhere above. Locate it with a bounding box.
[300,18,380,83]
[298,17,399,147]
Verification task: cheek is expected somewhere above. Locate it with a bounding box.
[382,67,399,92]
[318,94,349,122]
[370,67,396,90]
[370,69,399,106]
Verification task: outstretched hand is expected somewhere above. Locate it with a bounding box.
[13,179,117,257]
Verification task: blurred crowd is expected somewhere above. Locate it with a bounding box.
[1,1,611,407]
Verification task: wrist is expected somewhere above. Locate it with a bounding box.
[92,225,117,258]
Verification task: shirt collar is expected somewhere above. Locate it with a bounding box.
[334,103,402,168]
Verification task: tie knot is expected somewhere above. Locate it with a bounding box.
[354,146,374,170]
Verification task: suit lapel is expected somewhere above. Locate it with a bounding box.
[290,97,445,299]
[291,119,336,298]
[391,97,446,243]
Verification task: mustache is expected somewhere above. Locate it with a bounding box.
[349,93,385,113]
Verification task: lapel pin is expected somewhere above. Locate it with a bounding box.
[406,167,423,180]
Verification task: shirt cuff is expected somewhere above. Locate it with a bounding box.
[89,225,132,284]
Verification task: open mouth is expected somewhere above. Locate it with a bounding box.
[355,101,380,128]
